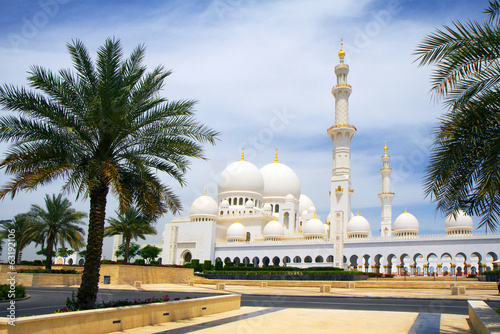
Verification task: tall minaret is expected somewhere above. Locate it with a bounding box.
[378,141,394,237]
[327,40,356,269]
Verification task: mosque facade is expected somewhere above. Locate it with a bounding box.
[121,43,500,276]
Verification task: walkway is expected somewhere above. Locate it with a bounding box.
[100,280,499,333]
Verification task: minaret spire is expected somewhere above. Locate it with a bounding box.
[327,39,356,270]
[378,141,395,237]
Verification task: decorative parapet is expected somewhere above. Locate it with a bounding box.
[327,124,357,132]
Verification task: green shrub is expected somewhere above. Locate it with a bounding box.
[33,260,42,265]
[224,262,234,269]
[203,260,212,271]
[17,269,78,274]
[0,284,26,300]
[134,259,145,265]
[215,260,223,271]
[303,267,344,272]
[483,270,500,275]
[246,263,254,268]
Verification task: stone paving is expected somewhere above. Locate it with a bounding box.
[100,280,500,333]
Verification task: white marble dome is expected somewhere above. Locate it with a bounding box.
[245,199,255,208]
[285,193,295,202]
[263,219,284,239]
[189,194,218,218]
[445,210,473,234]
[303,217,325,238]
[220,199,229,208]
[393,209,419,236]
[260,162,301,199]
[226,220,246,241]
[347,214,370,238]
[218,160,264,195]
[299,194,314,216]
[263,203,272,212]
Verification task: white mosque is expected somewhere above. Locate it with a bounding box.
[115,42,500,276]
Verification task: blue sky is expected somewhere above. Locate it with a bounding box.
[0,0,492,261]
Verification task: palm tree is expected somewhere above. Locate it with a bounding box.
[0,38,219,309]
[104,207,157,263]
[414,0,500,231]
[28,194,86,269]
[0,215,37,264]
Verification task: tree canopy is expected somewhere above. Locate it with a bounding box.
[415,0,500,231]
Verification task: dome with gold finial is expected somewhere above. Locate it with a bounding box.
[189,190,218,220]
[346,211,371,238]
[260,149,301,199]
[217,150,265,195]
[393,208,419,236]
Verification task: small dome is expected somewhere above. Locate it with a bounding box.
[218,160,264,195]
[308,206,316,214]
[445,210,473,234]
[285,193,294,202]
[263,203,272,212]
[226,221,246,241]
[189,194,218,218]
[324,223,330,235]
[220,199,229,208]
[303,217,325,238]
[260,161,301,199]
[263,219,284,239]
[299,194,314,216]
[393,209,419,236]
[347,214,370,238]
[245,199,255,208]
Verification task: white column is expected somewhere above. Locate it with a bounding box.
[378,142,394,237]
[328,41,356,270]
[111,234,123,261]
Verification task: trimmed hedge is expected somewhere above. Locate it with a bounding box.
[483,270,500,275]
[17,269,79,274]
[203,270,363,275]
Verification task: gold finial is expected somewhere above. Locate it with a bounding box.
[203,188,207,196]
[404,207,407,213]
[313,213,316,219]
[356,210,359,216]
[384,140,388,152]
[338,39,345,58]
[274,148,278,163]
[241,148,244,160]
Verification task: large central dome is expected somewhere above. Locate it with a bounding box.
[218,160,264,195]
[260,162,301,198]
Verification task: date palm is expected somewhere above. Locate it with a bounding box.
[0,38,218,309]
[28,194,86,269]
[0,214,37,264]
[415,0,500,231]
[104,207,157,263]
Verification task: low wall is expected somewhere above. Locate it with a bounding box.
[99,265,194,285]
[0,265,84,273]
[468,300,500,333]
[0,294,240,334]
[194,277,496,289]
[0,273,81,287]
[199,274,368,281]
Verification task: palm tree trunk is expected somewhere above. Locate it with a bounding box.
[124,237,130,263]
[76,184,108,310]
[45,236,55,270]
[15,245,20,265]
